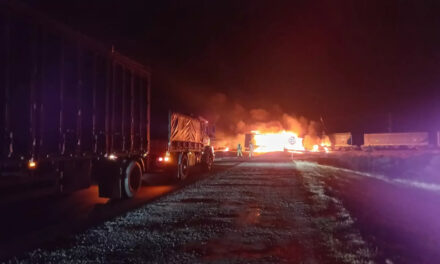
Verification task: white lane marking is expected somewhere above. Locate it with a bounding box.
[293,160,440,193]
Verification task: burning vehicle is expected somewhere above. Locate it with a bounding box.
[245,131,305,153]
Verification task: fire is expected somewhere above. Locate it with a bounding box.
[321,143,330,153]
[252,131,305,153]
[248,130,332,153]
[312,143,330,153]
[223,147,229,152]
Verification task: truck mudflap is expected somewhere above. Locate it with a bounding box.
[95,159,122,199]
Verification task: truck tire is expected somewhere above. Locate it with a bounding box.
[123,161,142,198]
[177,153,189,180]
[203,151,214,172]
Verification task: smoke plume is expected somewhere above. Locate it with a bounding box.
[193,92,324,150]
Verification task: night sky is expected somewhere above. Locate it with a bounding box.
[25,0,440,136]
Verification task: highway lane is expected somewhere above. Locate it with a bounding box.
[292,159,440,263]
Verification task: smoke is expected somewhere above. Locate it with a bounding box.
[193,92,324,150]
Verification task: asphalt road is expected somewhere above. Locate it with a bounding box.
[2,152,439,263]
[292,158,440,263]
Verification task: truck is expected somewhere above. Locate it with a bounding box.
[244,131,303,152]
[329,132,353,150]
[363,132,429,149]
[149,112,215,180]
[0,1,214,201]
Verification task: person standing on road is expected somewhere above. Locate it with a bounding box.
[249,142,254,158]
[237,143,243,157]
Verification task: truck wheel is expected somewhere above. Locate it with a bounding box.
[123,161,142,198]
[177,153,189,180]
[203,152,214,172]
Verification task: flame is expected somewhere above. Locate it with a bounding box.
[253,131,305,153]
[312,143,330,153]
[320,137,331,152]
[223,147,229,152]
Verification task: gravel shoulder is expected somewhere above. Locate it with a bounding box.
[6,159,376,264]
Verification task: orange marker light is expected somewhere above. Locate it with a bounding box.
[28,160,37,170]
[107,154,118,160]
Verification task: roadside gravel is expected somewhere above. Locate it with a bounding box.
[7,160,375,264]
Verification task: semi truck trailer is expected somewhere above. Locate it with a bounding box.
[0,1,215,201]
[0,1,151,200]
